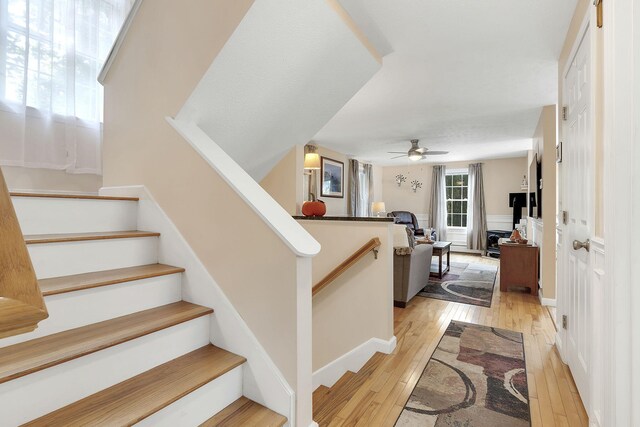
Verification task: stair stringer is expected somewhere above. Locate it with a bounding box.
[100,185,295,425]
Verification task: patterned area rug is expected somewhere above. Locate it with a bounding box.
[396,321,530,427]
[418,262,498,307]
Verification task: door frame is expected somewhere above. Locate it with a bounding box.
[602,0,639,426]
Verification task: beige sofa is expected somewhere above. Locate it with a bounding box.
[392,225,433,307]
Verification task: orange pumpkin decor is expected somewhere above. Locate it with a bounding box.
[302,194,326,217]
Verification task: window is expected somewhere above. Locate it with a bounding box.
[1,0,133,122]
[446,172,468,227]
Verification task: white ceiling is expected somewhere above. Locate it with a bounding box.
[313,0,577,165]
[177,0,380,181]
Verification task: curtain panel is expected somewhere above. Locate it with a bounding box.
[429,165,447,240]
[348,159,373,217]
[467,163,487,250]
[0,0,134,174]
[348,159,360,216]
[362,162,373,217]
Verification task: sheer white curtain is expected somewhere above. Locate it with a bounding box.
[0,0,133,174]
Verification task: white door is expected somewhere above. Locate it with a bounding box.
[561,25,593,409]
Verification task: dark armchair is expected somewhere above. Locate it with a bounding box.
[387,211,425,236]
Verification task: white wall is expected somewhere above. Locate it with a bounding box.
[175,0,381,181]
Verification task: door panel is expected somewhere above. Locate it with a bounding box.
[562,26,592,409]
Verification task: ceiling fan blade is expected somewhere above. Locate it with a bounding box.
[387,151,407,154]
[414,147,428,153]
[423,151,449,155]
[390,155,407,159]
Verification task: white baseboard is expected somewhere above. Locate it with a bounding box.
[539,296,556,307]
[555,331,565,362]
[450,246,482,255]
[312,336,396,391]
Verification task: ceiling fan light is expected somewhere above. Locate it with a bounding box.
[409,153,422,161]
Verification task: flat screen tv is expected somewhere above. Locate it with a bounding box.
[529,153,541,218]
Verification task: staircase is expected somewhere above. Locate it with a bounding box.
[1,193,287,426]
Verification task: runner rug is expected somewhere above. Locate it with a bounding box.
[396,320,530,427]
[418,262,497,307]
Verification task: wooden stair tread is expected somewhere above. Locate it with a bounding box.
[10,192,138,201]
[312,385,331,408]
[39,264,185,296]
[0,301,212,384]
[25,345,246,427]
[200,396,287,427]
[24,230,160,245]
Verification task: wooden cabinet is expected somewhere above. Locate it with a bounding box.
[499,243,539,296]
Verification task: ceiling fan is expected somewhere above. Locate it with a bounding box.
[388,139,449,161]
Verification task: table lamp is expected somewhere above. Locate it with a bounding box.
[372,202,386,217]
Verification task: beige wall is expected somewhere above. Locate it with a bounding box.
[301,220,393,371]
[2,166,102,193]
[101,0,306,388]
[261,144,390,217]
[260,146,301,214]
[314,145,350,216]
[530,105,557,300]
[558,0,604,237]
[381,157,528,219]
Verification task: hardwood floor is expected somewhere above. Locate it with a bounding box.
[313,253,588,427]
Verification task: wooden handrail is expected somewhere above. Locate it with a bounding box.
[0,168,48,338]
[312,237,381,297]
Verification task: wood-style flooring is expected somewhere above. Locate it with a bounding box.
[313,253,588,427]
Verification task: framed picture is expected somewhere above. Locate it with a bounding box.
[321,157,344,198]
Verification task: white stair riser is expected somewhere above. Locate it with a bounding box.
[0,274,182,348]
[28,237,159,279]
[136,366,243,426]
[0,316,211,426]
[12,197,138,235]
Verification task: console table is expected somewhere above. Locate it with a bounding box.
[499,242,539,296]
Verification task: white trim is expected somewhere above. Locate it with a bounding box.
[589,237,606,427]
[450,246,481,255]
[312,336,396,391]
[539,296,556,307]
[603,0,636,423]
[7,188,98,196]
[99,185,295,425]
[97,0,144,84]
[166,118,320,258]
[445,167,469,175]
[486,214,513,231]
[295,256,313,427]
[414,213,430,231]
